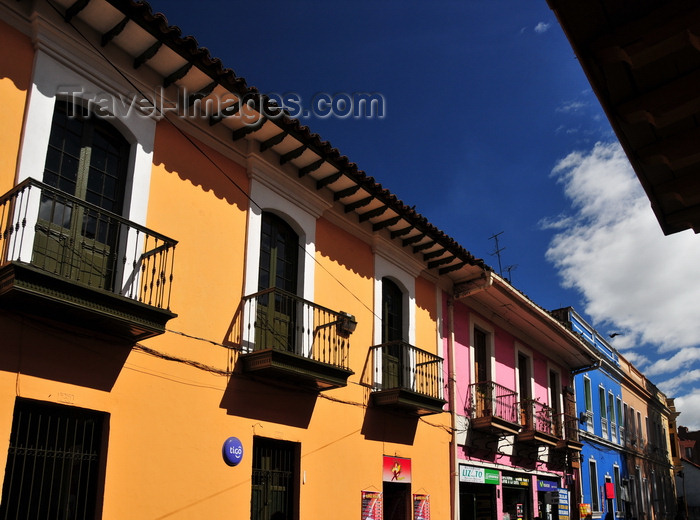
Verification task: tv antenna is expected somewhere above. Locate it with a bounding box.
[504,264,518,284]
[489,231,505,277]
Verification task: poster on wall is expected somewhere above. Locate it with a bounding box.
[413,494,430,520]
[579,503,591,517]
[361,490,382,520]
[382,455,412,483]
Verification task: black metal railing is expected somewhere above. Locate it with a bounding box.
[237,287,352,370]
[519,399,554,435]
[0,178,176,310]
[553,413,580,442]
[468,381,519,424]
[369,341,444,399]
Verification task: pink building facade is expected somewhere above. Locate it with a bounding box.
[442,274,597,520]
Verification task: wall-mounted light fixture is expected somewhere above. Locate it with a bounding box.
[336,312,357,337]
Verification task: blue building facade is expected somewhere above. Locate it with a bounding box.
[553,308,627,518]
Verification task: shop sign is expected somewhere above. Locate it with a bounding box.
[413,494,430,520]
[383,456,412,483]
[361,490,382,520]
[558,488,570,520]
[537,479,558,492]
[222,437,243,466]
[501,475,529,486]
[459,465,499,485]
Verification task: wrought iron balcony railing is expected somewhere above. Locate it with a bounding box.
[468,381,519,425]
[238,287,353,370]
[552,413,582,446]
[519,399,554,436]
[0,178,176,310]
[369,341,444,400]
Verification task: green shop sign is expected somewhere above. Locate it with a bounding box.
[459,465,500,485]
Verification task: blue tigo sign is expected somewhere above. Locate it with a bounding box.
[222,437,244,466]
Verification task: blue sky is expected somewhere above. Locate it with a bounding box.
[147,1,700,427]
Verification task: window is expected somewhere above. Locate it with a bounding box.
[608,392,616,441]
[381,277,406,389]
[613,465,622,514]
[517,353,532,399]
[258,212,299,295]
[0,398,108,519]
[251,437,299,520]
[629,406,636,444]
[589,459,600,511]
[583,377,594,432]
[637,412,643,445]
[382,278,404,343]
[549,369,561,435]
[475,329,488,383]
[254,212,300,352]
[616,398,623,444]
[34,100,129,290]
[599,387,608,439]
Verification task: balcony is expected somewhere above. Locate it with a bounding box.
[0,179,176,341]
[552,413,584,452]
[236,288,354,391]
[368,341,445,416]
[468,381,521,436]
[516,399,559,447]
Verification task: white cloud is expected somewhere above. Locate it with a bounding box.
[534,22,551,34]
[674,389,700,430]
[658,369,700,396]
[545,142,700,354]
[556,100,588,113]
[645,347,700,376]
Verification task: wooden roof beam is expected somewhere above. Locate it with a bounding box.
[102,16,128,46]
[373,215,402,231]
[333,184,361,201]
[344,196,373,213]
[231,118,265,140]
[317,172,342,190]
[299,159,325,178]
[209,102,240,126]
[617,68,700,128]
[259,132,287,153]
[134,41,162,69]
[65,0,90,22]
[164,63,193,88]
[280,145,306,165]
[358,205,389,222]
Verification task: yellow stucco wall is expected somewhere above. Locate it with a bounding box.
[0,18,32,192]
